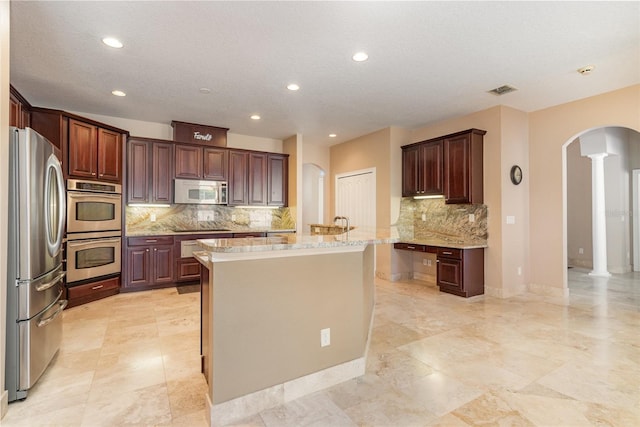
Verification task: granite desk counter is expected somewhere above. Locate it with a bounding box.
[194,229,398,425]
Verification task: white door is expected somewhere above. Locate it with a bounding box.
[335,168,376,229]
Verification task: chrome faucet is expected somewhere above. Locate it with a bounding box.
[334,216,350,236]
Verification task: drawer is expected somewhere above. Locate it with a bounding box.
[394,242,426,252]
[437,248,462,259]
[128,236,174,246]
[67,277,120,299]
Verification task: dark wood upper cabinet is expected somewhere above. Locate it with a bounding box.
[203,148,228,181]
[227,150,288,207]
[30,109,127,182]
[152,142,173,204]
[248,152,267,205]
[68,119,98,179]
[402,139,443,197]
[174,144,203,179]
[228,150,248,206]
[68,119,123,183]
[402,129,484,204]
[175,144,227,181]
[443,130,484,204]
[97,128,122,182]
[127,137,173,205]
[9,85,31,129]
[267,154,288,206]
[127,139,150,204]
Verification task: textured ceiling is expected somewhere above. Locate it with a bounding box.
[9,1,640,146]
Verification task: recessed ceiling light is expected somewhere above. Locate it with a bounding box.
[199,87,211,94]
[287,83,300,91]
[352,52,368,62]
[329,134,337,138]
[102,37,123,48]
[250,115,261,120]
[111,90,126,97]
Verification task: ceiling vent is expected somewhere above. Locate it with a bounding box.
[488,85,517,96]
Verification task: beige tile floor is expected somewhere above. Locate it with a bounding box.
[2,268,638,426]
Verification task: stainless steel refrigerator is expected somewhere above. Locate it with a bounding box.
[5,127,67,402]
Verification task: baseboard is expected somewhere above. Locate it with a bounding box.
[527,282,569,299]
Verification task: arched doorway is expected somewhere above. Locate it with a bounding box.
[565,126,640,280]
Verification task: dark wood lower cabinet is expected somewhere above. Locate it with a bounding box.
[176,258,202,282]
[394,243,484,297]
[123,236,175,291]
[66,276,120,308]
[437,247,484,297]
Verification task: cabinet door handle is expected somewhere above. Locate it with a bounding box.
[146,249,149,252]
[92,285,104,290]
[407,246,416,250]
[145,239,158,243]
[442,251,453,255]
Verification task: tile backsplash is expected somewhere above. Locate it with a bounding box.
[126,204,295,234]
[397,198,487,243]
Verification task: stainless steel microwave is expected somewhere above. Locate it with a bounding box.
[174,179,227,205]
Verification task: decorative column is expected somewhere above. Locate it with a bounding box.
[588,153,610,277]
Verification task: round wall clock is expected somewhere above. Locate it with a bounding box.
[510,165,523,185]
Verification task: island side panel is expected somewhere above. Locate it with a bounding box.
[362,245,375,342]
[210,248,370,404]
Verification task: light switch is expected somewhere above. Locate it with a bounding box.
[506,215,515,224]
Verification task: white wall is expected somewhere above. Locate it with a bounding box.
[567,138,593,268]
[604,128,632,273]
[1,0,10,417]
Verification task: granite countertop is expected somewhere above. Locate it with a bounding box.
[398,237,488,250]
[197,227,399,253]
[126,228,296,237]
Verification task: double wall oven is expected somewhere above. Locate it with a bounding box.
[66,179,122,285]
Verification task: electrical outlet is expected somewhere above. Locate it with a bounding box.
[506,216,515,224]
[579,247,584,254]
[421,213,426,221]
[320,328,330,347]
[427,259,432,267]
[422,258,428,266]
[150,213,156,222]
[517,266,522,276]
[232,214,237,222]
[469,214,475,223]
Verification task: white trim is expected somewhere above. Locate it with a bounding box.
[633,169,640,271]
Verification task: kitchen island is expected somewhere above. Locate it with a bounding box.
[194,229,397,426]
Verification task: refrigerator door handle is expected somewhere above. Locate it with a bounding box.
[44,153,66,258]
[37,298,68,328]
[35,271,66,292]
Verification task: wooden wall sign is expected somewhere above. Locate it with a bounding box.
[171,120,229,147]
